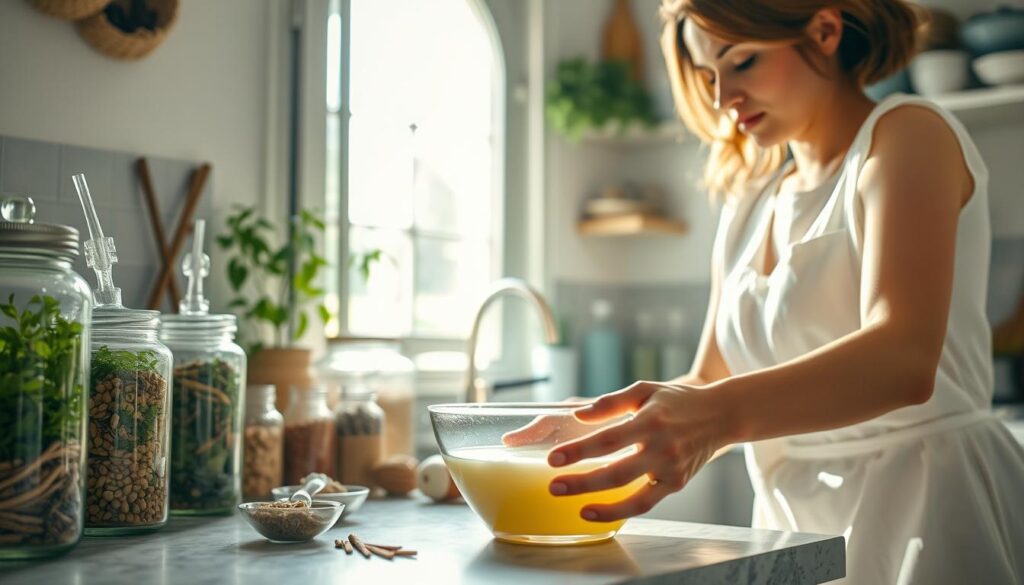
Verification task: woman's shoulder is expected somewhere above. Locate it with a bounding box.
[857,96,976,206]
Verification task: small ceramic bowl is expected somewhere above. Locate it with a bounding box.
[909,50,970,96]
[238,501,343,543]
[973,50,1024,86]
[270,484,369,520]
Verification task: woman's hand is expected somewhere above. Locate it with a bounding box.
[547,381,732,522]
[501,397,595,447]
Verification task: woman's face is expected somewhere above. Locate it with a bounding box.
[682,19,834,147]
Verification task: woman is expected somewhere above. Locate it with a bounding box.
[531,1,1024,583]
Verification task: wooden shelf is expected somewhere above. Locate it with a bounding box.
[577,213,688,237]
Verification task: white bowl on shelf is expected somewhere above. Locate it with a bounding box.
[909,50,970,96]
[973,50,1024,86]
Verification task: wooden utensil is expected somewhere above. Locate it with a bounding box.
[146,162,211,310]
[136,157,182,309]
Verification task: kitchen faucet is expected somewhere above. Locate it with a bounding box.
[464,278,560,403]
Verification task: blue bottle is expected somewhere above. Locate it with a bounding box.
[583,299,624,397]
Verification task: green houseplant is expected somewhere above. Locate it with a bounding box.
[217,206,331,408]
[545,57,659,143]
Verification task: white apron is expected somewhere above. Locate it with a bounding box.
[714,94,1024,584]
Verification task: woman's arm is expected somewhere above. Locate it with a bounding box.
[714,105,973,445]
[545,106,973,521]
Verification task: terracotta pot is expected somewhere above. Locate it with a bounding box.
[247,348,313,411]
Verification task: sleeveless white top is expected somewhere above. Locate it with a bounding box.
[713,94,1024,584]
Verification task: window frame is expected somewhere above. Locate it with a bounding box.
[322,0,520,378]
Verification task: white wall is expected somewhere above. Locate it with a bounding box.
[543,0,718,286]
[0,0,276,302]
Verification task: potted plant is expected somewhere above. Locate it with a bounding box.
[544,57,659,143]
[217,206,331,410]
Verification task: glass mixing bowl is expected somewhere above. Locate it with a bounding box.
[428,403,645,546]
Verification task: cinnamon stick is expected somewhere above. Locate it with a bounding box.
[348,533,371,558]
[366,544,396,560]
[365,543,402,551]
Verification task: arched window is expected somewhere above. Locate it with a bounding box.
[324,0,505,347]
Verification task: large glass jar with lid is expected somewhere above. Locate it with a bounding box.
[315,338,415,458]
[243,384,284,500]
[86,306,172,534]
[0,196,91,559]
[160,221,246,515]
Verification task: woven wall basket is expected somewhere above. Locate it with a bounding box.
[29,0,110,21]
[76,0,179,61]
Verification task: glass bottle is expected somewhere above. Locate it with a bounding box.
[334,382,384,488]
[0,196,91,559]
[86,307,173,534]
[283,386,336,486]
[630,310,660,381]
[583,299,623,396]
[243,385,284,500]
[315,338,415,457]
[160,221,246,515]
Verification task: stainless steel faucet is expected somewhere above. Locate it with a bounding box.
[464,278,560,403]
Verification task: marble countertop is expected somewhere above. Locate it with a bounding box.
[1,496,844,585]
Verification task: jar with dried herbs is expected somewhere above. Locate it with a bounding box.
[334,384,384,488]
[284,387,336,486]
[160,314,246,515]
[0,196,91,559]
[243,384,283,500]
[85,306,172,534]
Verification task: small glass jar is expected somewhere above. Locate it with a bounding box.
[283,387,336,486]
[86,306,173,534]
[243,384,284,500]
[160,314,246,515]
[315,338,415,457]
[334,383,384,488]
[0,196,91,559]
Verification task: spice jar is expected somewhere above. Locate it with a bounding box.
[160,221,246,515]
[243,384,284,500]
[334,382,384,488]
[284,386,336,486]
[315,338,415,458]
[0,196,91,559]
[86,307,172,534]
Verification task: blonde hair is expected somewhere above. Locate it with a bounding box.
[660,0,922,200]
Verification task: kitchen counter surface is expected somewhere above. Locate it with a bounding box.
[1,496,844,585]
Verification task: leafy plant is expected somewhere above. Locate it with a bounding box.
[0,294,85,462]
[217,206,331,353]
[545,58,659,142]
[91,346,160,380]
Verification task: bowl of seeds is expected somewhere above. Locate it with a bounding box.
[238,500,343,543]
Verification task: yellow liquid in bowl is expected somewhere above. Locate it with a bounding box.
[443,445,646,545]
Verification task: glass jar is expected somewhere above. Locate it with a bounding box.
[283,386,336,486]
[86,306,172,534]
[160,314,246,515]
[243,384,284,500]
[334,384,384,488]
[315,338,415,457]
[0,196,91,559]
